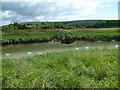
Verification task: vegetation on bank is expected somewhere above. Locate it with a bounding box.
[2,28,119,44]
[2,48,118,88]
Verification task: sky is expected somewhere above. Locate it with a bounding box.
[0,0,119,26]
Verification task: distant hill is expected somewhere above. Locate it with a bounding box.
[59,20,106,26]
[24,20,106,26]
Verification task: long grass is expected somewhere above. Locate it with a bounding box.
[2,28,119,44]
[2,31,57,44]
[2,48,118,88]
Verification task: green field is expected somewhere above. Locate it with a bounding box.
[2,47,118,88]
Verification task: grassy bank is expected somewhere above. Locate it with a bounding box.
[2,28,119,44]
[2,48,118,88]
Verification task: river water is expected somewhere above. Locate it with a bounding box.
[2,41,119,59]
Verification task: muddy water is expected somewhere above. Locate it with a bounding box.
[2,41,119,59]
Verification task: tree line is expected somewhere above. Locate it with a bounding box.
[1,20,118,31]
[86,20,118,28]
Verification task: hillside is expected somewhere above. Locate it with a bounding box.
[23,20,106,26]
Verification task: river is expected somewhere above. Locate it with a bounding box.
[2,41,118,59]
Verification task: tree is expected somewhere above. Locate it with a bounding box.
[54,23,64,28]
[9,24,14,30]
[13,22,19,26]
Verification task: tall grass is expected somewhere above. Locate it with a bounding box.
[2,28,119,44]
[2,31,57,44]
[2,48,118,88]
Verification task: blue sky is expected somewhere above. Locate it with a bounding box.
[95,2,118,19]
[0,0,119,26]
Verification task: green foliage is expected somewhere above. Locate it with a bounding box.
[53,31,75,44]
[9,24,14,30]
[54,23,64,28]
[2,23,27,31]
[40,24,52,29]
[2,48,118,88]
[2,28,119,44]
[2,31,57,44]
[1,21,80,31]
[86,20,118,28]
[1,20,118,31]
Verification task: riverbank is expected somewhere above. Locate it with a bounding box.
[2,28,119,45]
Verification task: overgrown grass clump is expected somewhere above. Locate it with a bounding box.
[2,49,118,88]
[53,30,119,43]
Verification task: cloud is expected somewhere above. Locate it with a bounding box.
[1,20,12,26]
[1,0,118,26]
[2,1,100,20]
[1,0,119,2]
